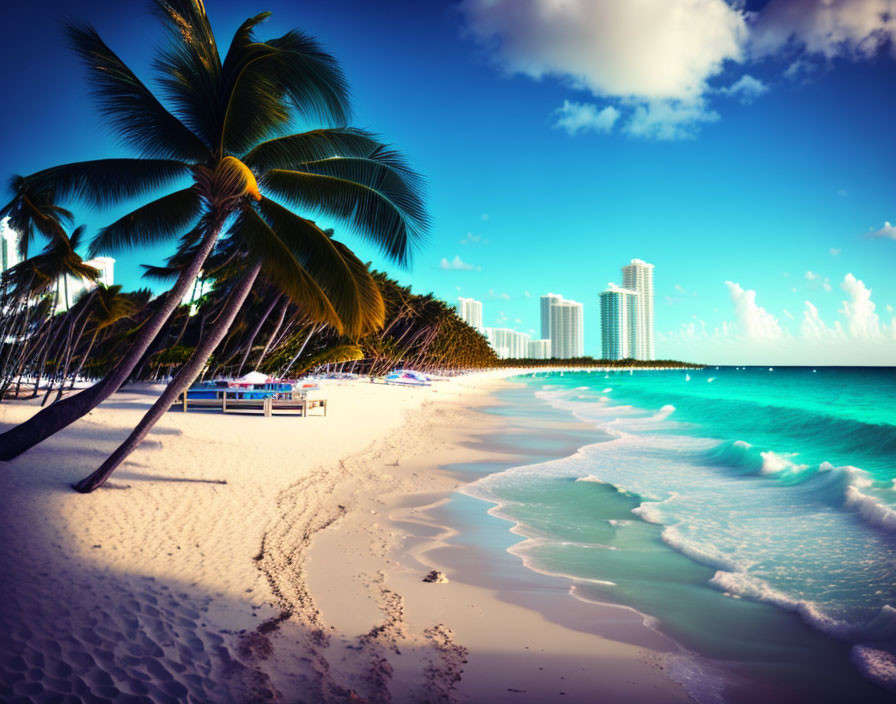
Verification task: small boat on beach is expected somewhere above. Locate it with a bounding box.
[384,370,431,387]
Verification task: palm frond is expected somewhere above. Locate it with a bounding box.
[265,30,350,126]
[140,263,180,282]
[89,188,202,257]
[66,24,210,161]
[256,198,384,337]
[234,207,342,331]
[151,0,223,149]
[261,165,427,266]
[219,28,351,155]
[1,176,73,254]
[25,159,191,209]
[242,128,388,171]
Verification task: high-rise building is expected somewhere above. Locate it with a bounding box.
[1,217,20,273]
[622,259,655,360]
[57,256,116,312]
[550,300,584,359]
[540,293,562,339]
[528,339,551,359]
[599,284,639,360]
[456,297,483,330]
[484,327,531,359]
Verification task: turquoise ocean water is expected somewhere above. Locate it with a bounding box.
[460,367,896,703]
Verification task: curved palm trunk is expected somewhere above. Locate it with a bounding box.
[236,292,281,376]
[253,299,288,371]
[0,221,224,461]
[279,324,319,377]
[73,261,262,493]
[69,328,99,390]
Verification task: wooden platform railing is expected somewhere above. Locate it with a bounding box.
[173,391,327,417]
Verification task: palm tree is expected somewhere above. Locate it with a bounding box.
[73,211,388,492]
[0,226,99,399]
[68,285,138,389]
[0,0,425,460]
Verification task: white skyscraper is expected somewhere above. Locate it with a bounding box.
[540,293,562,340]
[484,327,531,359]
[528,339,551,359]
[1,217,20,273]
[550,299,584,359]
[599,284,639,360]
[456,297,483,330]
[622,259,655,360]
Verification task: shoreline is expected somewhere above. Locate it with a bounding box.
[0,372,692,702]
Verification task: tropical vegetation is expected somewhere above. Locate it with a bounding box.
[0,0,428,490]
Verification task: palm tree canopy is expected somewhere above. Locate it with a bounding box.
[18,0,426,271]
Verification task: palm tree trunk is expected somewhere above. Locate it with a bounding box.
[279,324,319,377]
[69,329,99,390]
[236,293,281,376]
[0,219,224,461]
[73,261,262,493]
[254,299,288,371]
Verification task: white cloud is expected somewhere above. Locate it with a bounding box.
[462,0,896,139]
[440,255,478,271]
[461,0,745,139]
[725,281,784,339]
[830,248,842,256]
[748,0,896,61]
[480,213,489,221]
[836,189,848,197]
[552,101,620,135]
[524,290,532,298]
[720,74,768,103]
[488,288,511,300]
[805,270,833,291]
[782,308,794,320]
[840,273,881,338]
[868,221,896,240]
[801,300,833,340]
[460,231,487,246]
[624,98,720,141]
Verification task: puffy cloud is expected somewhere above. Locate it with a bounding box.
[625,98,720,140]
[830,248,842,256]
[488,288,511,300]
[440,255,478,271]
[805,270,819,281]
[552,101,620,135]
[748,0,896,61]
[868,221,896,239]
[460,0,745,138]
[720,74,769,103]
[461,0,896,138]
[725,281,785,340]
[839,273,881,338]
[801,300,834,340]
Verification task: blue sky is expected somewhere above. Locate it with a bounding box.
[2,0,895,364]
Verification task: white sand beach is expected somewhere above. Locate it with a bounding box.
[0,375,690,703]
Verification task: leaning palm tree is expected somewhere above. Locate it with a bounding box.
[73,209,386,492]
[68,285,138,389]
[0,226,99,399]
[0,0,426,460]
